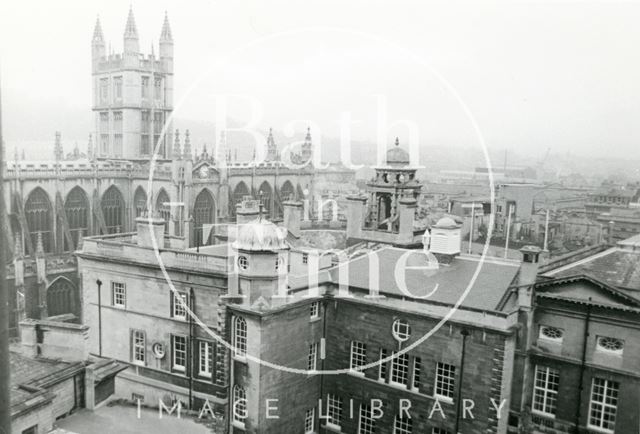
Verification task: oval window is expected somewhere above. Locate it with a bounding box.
[238,256,248,270]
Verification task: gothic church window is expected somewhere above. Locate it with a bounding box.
[193,189,215,246]
[25,188,53,253]
[64,187,89,251]
[133,187,147,218]
[156,189,171,233]
[102,186,125,234]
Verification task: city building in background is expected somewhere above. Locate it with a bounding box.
[3,6,640,434]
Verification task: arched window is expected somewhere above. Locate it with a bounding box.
[233,385,247,424]
[193,189,215,246]
[280,181,295,202]
[102,186,125,234]
[233,316,247,358]
[133,187,147,218]
[258,181,272,216]
[25,188,53,253]
[46,277,77,317]
[64,187,89,251]
[232,182,250,217]
[156,189,171,234]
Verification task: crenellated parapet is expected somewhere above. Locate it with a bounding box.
[4,160,173,181]
[93,53,171,75]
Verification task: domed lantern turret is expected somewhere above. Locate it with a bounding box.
[364,138,422,232]
[231,218,290,307]
[385,137,411,167]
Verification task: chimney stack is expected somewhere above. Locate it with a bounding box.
[397,196,417,244]
[283,200,302,238]
[136,213,166,249]
[346,194,367,243]
[236,197,261,225]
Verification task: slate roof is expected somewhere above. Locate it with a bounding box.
[329,247,520,312]
[9,349,81,407]
[542,247,640,298]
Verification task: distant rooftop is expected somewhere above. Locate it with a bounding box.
[329,246,521,312]
[542,235,640,297]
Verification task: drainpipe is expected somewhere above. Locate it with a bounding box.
[189,287,195,409]
[196,225,200,253]
[318,297,330,429]
[575,297,592,432]
[228,313,236,434]
[454,329,470,434]
[96,279,102,356]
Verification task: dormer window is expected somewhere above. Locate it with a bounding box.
[539,325,563,343]
[596,336,624,355]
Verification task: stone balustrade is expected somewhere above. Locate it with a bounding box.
[81,233,230,274]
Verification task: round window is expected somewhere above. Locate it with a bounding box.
[238,256,248,270]
[392,319,411,342]
[597,336,623,352]
[540,326,563,340]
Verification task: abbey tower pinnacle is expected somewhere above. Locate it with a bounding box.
[91,8,174,160]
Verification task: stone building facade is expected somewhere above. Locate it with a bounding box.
[3,9,355,339]
[507,235,640,434]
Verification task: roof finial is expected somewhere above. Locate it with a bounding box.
[54,131,63,161]
[92,15,104,42]
[87,134,93,161]
[200,142,207,161]
[160,11,173,41]
[184,130,192,158]
[76,230,84,250]
[14,235,23,258]
[302,126,312,163]
[124,6,138,37]
[173,129,181,159]
[267,128,277,161]
[395,137,400,147]
[36,233,45,257]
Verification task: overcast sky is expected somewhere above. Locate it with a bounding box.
[1,0,640,160]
